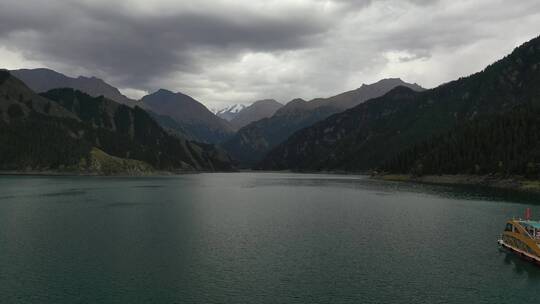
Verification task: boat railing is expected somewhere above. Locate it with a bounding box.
[522,226,540,241]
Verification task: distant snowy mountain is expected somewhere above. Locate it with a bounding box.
[213,104,248,121]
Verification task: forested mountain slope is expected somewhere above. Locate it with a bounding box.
[381,104,540,177]
[0,71,233,173]
[259,35,540,172]
[224,79,422,167]
[141,89,234,143]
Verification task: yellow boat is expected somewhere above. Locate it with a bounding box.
[498,209,540,264]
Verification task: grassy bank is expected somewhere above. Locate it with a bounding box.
[375,174,540,193]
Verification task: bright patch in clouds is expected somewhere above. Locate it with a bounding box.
[0,47,44,70]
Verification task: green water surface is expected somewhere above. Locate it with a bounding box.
[0,173,539,303]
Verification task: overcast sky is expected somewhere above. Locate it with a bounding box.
[1,0,539,108]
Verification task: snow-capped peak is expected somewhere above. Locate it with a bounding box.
[215,104,247,115]
[212,104,248,121]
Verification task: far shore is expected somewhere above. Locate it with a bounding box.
[4,170,540,194]
[0,170,232,177]
[374,173,540,193]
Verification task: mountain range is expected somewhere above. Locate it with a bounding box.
[223,79,424,167]
[11,68,137,105]
[228,99,282,130]
[213,100,283,130]
[140,89,234,143]
[10,68,236,144]
[0,71,233,174]
[259,35,540,174]
[7,34,540,177]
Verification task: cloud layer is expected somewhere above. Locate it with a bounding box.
[1,0,540,107]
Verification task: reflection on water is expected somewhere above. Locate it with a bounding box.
[501,249,540,279]
[132,185,165,189]
[0,172,540,303]
[102,202,150,208]
[254,174,540,206]
[42,190,86,197]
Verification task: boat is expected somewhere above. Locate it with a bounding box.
[498,208,540,264]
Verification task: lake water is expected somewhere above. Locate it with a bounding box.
[1,173,539,303]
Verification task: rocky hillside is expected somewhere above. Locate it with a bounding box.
[141,89,234,143]
[229,99,282,130]
[259,35,540,172]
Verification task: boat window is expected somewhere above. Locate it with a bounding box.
[505,223,513,232]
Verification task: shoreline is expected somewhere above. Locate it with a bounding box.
[0,170,235,177]
[0,170,174,177]
[374,173,540,193]
[4,169,540,194]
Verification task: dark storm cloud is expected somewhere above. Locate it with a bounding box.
[0,0,539,106]
[0,0,331,90]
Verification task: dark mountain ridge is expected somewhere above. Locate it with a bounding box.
[141,89,234,143]
[11,68,237,144]
[259,35,540,172]
[0,70,77,121]
[229,99,282,130]
[277,78,424,114]
[11,68,137,105]
[382,103,540,177]
[0,71,233,173]
[223,79,424,167]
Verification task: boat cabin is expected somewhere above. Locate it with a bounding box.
[514,220,540,241]
[499,209,540,263]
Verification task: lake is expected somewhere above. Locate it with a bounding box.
[0,173,539,303]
